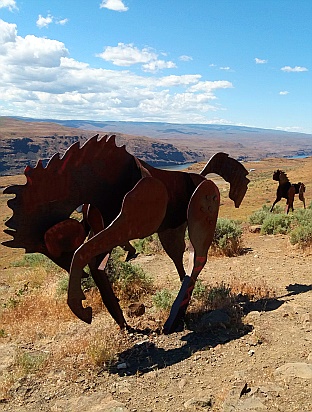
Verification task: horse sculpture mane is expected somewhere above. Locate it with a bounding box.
[3,134,250,334]
[4,135,139,253]
[273,169,289,183]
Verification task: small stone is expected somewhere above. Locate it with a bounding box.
[184,396,212,409]
[249,225,261,233]
[117,363,127,370]
[178,378,187,389]
[127,303,145,317]
[274,362,312,379]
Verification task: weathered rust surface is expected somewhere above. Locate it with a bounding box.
[3,134,249,333]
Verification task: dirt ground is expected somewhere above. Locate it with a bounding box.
[0,158,312,412]
[1,232,311,412]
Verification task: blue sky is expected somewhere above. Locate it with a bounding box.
[0,0,311,133]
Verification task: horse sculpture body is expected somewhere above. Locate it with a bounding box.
[271,169,306,214]
[3,135,249,334]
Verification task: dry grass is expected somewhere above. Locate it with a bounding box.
[0,156,311,399]
[229,276,276,301]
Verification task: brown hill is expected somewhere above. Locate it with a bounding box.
[0,117,202,176]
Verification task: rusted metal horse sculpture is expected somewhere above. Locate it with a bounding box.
[271,169,306,214]
[3,135,249,334]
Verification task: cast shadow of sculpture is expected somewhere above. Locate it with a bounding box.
[239,282,312,316]
[284,283,312,297]
[109,284,312,376]
[111,281,312,376]
[111,318,253,376]
[2,134,249,334]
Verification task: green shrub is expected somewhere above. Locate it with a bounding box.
[105,248,153,300]
[248,204,312,247]
[291,208,312,227]
[133,234,162,254]
[289,225,312,248]
[261,213,292,235]
[189,282,234,314]
[15,350,48,374]
[204,283,233,310]
[11,253,59,270]
[56,275,69,296]
[289,208,312,247]
[152,289,175,310]
[249,204,283,225]
[212,218,243,256]
[192,279,207,300]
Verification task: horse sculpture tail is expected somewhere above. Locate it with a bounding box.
[200,152,250,208]
[299,183,306,205]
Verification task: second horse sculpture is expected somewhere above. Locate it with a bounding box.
[271,169,306,214]
[3,135,249,334]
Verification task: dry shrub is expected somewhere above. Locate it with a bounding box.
[187,277,276,331]
[210,218,243,257]
[190,281,234,314]
[229,277,276,300]
[47,318,130,371]
[105,250,153,302]
[1,291,73,341]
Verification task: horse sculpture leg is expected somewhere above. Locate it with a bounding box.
[158,223,188,281]
[67,176,168,324]
[270,197,280,212]
[286,186,296,214]
[82,204,129,328]
[299,183,306,209]
[163,180,220,334]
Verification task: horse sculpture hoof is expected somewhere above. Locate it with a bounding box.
[67,299,92,324]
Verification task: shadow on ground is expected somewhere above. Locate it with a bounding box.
[108,283,312,376]
[111,324,252,376]
[285,283,312,296]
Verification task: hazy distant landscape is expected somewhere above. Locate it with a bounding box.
[1,116,312,176]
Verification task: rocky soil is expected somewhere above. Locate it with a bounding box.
[1,232,312,412]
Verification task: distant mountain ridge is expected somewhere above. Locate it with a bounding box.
[1,116,312,176]
[10,116,311,138]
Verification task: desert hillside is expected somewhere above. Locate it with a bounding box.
[0,117,202,176]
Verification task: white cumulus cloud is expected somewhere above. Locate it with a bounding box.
[281,66,308,72]
[36,14,54,29]
[255,58,268,64]
[188,80,233,94]
[0,19,68,67]
[36,15,68,28]
[97,43,157,66]
[0,0,17,11]
[0,19,234,124]
[56,18,69,25]
[279,91,289,95]
[142,60,176,73]
[179,55,193,62]
[100,0,128,12]
[97,42,176,73]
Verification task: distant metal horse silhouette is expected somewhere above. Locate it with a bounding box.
[271,169,306,213]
